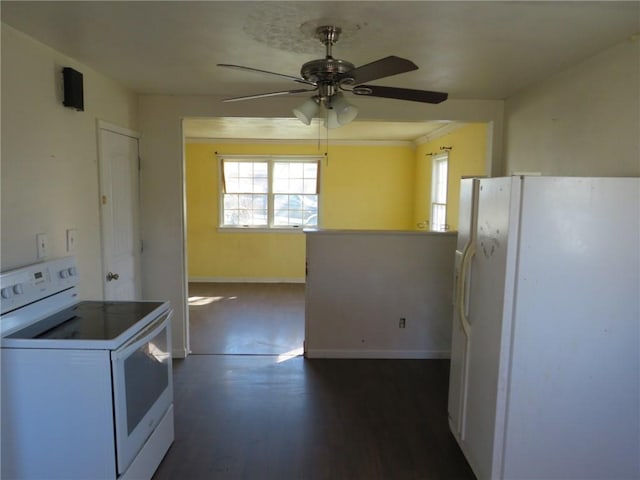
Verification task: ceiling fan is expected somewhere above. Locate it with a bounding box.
[218,25,448,128]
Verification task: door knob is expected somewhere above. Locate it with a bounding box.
[106,272,120,282]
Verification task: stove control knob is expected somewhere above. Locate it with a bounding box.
[68,267,77,277]
[1,287,13,299]
[13,284,24,295]
[59,269,69,279]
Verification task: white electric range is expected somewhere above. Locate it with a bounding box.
[1,256,174,480]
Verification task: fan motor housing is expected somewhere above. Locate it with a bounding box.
[300,58,355,84]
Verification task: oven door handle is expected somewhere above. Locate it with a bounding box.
[112,308,173,360]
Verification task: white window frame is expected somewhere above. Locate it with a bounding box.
[430,153,449,232]
[218,154,321,231]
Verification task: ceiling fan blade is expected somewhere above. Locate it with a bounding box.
[353,85,448,104]
[222,88,318,103]
[343,56,418,84]
[218,64,316,86]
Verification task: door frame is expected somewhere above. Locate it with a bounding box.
[97,119,142,300]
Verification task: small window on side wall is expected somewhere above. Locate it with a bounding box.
[430,153,449,232]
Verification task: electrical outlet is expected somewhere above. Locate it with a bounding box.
[399,318,406,328]
[66,229,78,252]
[36,233,48,259]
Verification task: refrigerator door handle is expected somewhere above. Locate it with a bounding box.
[458,243,475,336]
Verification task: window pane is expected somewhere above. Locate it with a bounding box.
[253,195,267,210]
[253,209,268,225]
[302,195,317,209]
[273,178,289,193]
[304,163,318,177]
[238,162,253,177]
[238,194,254,209]
[273,193,317,226]
[273,161,318,194]
[238,210,251,225]
[223,194,238,210]
[273,163,288,178]
[303,179,317,194]
[289,179,304,193]
[224,162,239,178]
[254,162,268,177]
[303,210,318,226]
[254,177,268,193]
[289,163,303,178]
[224,210,239,225]
[431,203,446,231]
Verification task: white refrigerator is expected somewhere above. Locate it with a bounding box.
[448,176,640,480]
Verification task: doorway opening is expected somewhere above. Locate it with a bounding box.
[187,282,304,356]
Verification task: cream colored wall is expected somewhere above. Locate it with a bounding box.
[305,230,457,358]
[186,141,415,281]
[504,38,639,176]
[1,24,138,299]
[414,124,488,232]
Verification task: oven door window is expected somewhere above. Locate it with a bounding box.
[111,310,173,474]
[124,327,169,433]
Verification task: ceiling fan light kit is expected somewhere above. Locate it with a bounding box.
[293,96,320,125]
[219,25,448,128]
[325,92,358,128]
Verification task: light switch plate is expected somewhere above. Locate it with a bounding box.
[66,229,78,252]
[36,233,48,259]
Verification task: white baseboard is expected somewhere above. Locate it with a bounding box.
[304,349,451,359]
[188,276,305,284]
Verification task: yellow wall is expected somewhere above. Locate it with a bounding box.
[186,142,415,280]
[187,127,487,281]
[414,123,488,232]
[320,145,415,229]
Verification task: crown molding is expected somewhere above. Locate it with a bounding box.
[413,123,467,146]
[185,137,415,147]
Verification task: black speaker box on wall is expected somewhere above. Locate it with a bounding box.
[62,67,84,111]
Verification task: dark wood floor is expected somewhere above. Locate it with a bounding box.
[153,284,475,479]
[188,283,304,355]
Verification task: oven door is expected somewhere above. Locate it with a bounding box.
[111,308,173,475]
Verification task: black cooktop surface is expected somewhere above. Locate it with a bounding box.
[7,301,164,341]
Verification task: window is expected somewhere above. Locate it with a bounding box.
[430,153,449,231]
[220,156,319,229]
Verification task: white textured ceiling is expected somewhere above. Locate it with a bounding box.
[3,1,638,141]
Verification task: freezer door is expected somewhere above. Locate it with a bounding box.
[448,178,479,440]
[462,176,521,479]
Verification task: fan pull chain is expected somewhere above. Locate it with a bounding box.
[325,107,330,165]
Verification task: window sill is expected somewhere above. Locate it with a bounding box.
[217,226,310,234]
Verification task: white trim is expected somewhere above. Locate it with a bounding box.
[414,122,466,145]
[186,137,413,147]
[97,119,140,139]
[217,226,306,234]
[188,276,305,284]
[304,349,451,359]
[216,153,323,161]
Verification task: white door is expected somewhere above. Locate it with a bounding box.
[448,178,478,440]
[98,122,141,300]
